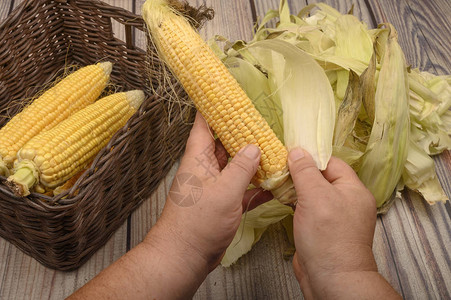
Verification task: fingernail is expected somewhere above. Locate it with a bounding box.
[288,147,305,163]
[241,144,260,159]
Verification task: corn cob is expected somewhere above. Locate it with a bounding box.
[0,62,113,176]
[52,161,93,196]
[143,0,293,201]
[6,90,144,196]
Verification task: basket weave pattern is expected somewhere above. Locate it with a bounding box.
[0,0,195,271]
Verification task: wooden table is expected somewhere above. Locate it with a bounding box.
[1,0,450,299]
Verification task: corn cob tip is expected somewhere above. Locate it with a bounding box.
[143,0,189,49]
[6,160,39,197]
[97,61,113,76]
[125,90,145,110]
[269,176,297,205]
[260,171,296,204]
[143,0,171,19]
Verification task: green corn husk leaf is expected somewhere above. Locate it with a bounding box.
[352,118,373,148]
[308,52,370,74]
[425,74,451,116]
[222,200,293,267]
[248,39,335,170]
[409,71,441,106]
[254,9,280,41]
[358,24,410,208]
[334,14,374,99]
[208,35,228,61]
[441,110,451,133]
[298,3,342,23]
[360,48,377,123]
[402,140,448,204]
[278,0,291,25]
[415,127,451,155]
[333,145,364,171]
[224,56,284,142]
[280,215,295,259]
[408,89,440,124]
[333,70,362,147]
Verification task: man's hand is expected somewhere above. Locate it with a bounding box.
[69,113,271,300]
[145,112,272,273]
[288,148,401,299]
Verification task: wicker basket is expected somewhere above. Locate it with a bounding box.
[0,0,200,271]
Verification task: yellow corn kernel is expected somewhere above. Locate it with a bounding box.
[143,0,289,192]
[6,90,144,197]
[0,62,113,175]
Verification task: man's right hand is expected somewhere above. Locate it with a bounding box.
[288,148,401,299]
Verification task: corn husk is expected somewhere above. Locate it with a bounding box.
[211,1,450,266]
[247,39,335,170]
[358,25,410,207]
[221,200,293,267]
[212,2,451,207]
[402,141,448,204]
[333,70,362,147]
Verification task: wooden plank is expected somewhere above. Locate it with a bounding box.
[0,225,127,300]
[0,0,11,19]
[376,194,451,299]
[372,218,404,295]
[195,224,302,299]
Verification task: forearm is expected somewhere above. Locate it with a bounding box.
[68,223,209,299]
[294,245,401,300]
[312,270,402,300]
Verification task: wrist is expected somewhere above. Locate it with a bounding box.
[302,245,377,288]
[141,220,210,298]
[296,244,398,299]
[311,270,401,299]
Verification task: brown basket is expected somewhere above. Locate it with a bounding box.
[0,0,200,271]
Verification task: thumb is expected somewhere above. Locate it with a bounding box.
[288,148,329,196]
[219,144,261,192]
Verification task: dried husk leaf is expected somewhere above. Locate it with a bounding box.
[360,48,377,123]
[358,25,410,208]
[333,70,362,147]
[248,39,335,170]
[402,141,448,204]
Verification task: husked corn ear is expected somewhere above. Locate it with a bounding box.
[143,0,289,191]
[0,62,113,175]
[6,90,144,196]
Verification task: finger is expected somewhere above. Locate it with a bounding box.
[321,156,362,185]
[180,112,219,172]
[184,112,214,157]
[218,144,261,192]
[242,188,273,212]
[287,148,329,196]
